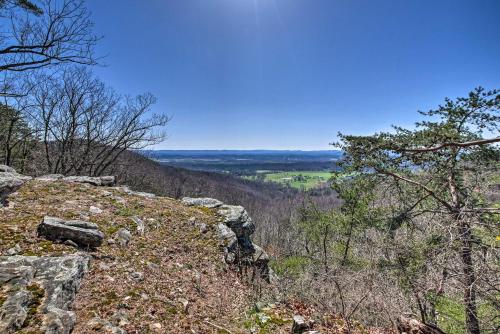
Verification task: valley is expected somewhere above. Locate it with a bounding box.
[146,150,342,190]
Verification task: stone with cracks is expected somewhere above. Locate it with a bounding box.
[216,223,237,246]
[62,175,115,186]
[218,205,255,237]
[35,174,64,182]
[37,216,104,248]
[0,254,89,334]
[181,197,223,208]
[177,196,272,281]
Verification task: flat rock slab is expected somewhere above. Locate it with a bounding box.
[0,254,89,334]
[35,174,64,182]
[181,197,223,208]
[62,175,115,186]
[38,216,104,248]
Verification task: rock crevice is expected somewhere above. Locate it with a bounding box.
[0,255,89,334]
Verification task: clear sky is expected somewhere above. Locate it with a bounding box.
[86,0,500,150]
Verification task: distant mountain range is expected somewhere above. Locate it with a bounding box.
[140,150,343,175]
[142,149,343,158]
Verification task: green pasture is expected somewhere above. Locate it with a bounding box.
[263,171,331,189]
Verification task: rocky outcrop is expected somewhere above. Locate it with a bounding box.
[396,316,446,334]
[37,216,104,248]
[218,205,255,237]
[183,197,272,282]
[0,165,31,206]
[62,175,115,186]
[115,186,156,198]
[0,165,16,173]
[0,254,89,334]
[35,174,65,182]
[181,197,223,208]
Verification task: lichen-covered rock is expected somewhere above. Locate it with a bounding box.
[218,205,255,237]
[216,223,237,246]
[37,216,104,248]
[0,254,89,334]
[62,175,115,186]
[177,197,272,281]
[181,197,223,208]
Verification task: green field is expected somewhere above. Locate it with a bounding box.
[243,171,332,190]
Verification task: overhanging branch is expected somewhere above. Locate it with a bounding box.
[403,137,500,153]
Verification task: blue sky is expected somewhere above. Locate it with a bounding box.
[86,0,500,150]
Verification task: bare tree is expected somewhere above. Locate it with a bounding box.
[0,0,98,74]
[26,67,169,176]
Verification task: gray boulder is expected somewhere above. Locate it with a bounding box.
[181,197,223,208]
[115,228,132,247]
[62,175,115,187]
[0,254,89,334]
[218,205,255,237]
[216,223,237,246]
[180,197,272,282]
[37,216,104,248]
[0,165,16,173]
[292,315,311,333]
[0,168,31,206]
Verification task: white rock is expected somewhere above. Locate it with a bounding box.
[89,206,103,214]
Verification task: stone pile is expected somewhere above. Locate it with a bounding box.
[182,197,272,281]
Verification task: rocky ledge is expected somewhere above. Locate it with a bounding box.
[0,255,89,334]
[182,197,273,282]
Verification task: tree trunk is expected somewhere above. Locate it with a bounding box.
[458,219,480,334]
